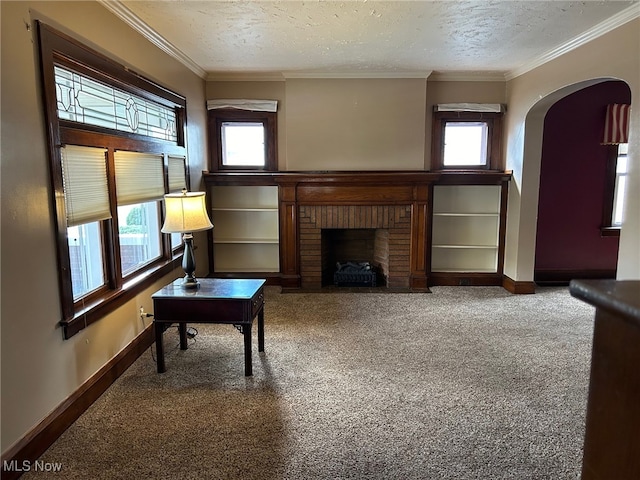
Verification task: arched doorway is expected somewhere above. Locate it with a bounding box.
[531,80,632,285]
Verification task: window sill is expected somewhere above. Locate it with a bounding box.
[60,255,183,339]
[601,226,621,237]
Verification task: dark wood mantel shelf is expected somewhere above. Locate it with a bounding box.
[203,170,511,185]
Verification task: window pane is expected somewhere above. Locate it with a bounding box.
[612,175,627,226]
[221,122,265,166]
[443,122,488,166]
[171,232,182,250]
[618,143,629,155]
[616,144,628,174]
[68,222,105,300]
[118,201,162,275]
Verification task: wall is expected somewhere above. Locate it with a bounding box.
[207,77,505,171]
[534,80,631,278]
[504,17,640,282]
[0,2,206,453]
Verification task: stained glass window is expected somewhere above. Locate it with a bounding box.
[54,66,177,142]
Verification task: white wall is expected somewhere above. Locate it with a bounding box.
[0,1,207,452]
[504,18,640,281]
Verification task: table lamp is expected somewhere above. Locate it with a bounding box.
[161,190,213,288]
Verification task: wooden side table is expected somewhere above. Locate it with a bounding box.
[152,278,266,376]
[570,279,640,480]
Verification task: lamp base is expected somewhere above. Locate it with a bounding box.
[181,234,199,289]
[181,275,200,289]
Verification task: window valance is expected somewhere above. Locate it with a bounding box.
[206,99,278,112]
[435,103,505,113]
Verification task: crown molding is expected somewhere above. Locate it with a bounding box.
[428,72,507,82]
[206,72,286,82]
[282,71,432,79]
[506,3,640,81]
[98,0,206,79]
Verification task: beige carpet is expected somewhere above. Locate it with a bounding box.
[24,286,595,479]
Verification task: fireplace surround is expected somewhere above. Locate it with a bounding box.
[277,172,438,290]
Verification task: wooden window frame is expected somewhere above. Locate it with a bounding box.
[37,22,189,338]
[207,108,278,171]
[431,111,503,171]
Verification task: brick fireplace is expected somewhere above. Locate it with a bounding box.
[276,172,440,291]
[300,205,411,289]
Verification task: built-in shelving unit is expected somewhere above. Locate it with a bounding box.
[203,171,510,289]
[209,185,279,273]
[430,182,507,285]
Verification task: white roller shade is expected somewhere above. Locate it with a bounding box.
[168,156,187,192]
[206,99,278,112]
[60,145,111,226]
[114,151,165,205]
[435,103,504,113]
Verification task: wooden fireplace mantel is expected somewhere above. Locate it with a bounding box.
[203,171,511,290]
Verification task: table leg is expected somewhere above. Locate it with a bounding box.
[154,321,166,373]
[244,323,252,376]
[258,308,265,352]
[178,323,188,350]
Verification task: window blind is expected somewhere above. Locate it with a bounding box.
[168,156,187,192]
[114,151,165,205]
[60,145,111,226]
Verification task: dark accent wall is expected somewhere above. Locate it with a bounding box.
[535,80,631,282]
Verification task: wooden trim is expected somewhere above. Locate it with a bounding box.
[207,109,278,172]
[37,21,188,337]
[502,275,536,294]
[430,272,504,287]
[535,269,617,285]
[0,325,154,480]
[203,170,511,186]
[431,111,504,171]
[496,179,509,276]
[61,258,180,338]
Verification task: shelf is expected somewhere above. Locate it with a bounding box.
[216,267,279,273]
[433,184,501,215]
[213,243,279,273]
[213,237,279,244]
[433,244,498,249]
[212,207,278,212]
[210,185,278,210]
[431,268,498,273]
[433,212,499,217]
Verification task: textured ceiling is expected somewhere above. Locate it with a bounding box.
[116,0,638,78]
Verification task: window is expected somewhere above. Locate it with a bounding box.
[221,122,266,167]
[207,108,277,171]
[602,143,629,234]
[431,108,504,170]
[38,22,189,338]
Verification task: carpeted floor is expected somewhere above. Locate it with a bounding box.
[24,286,595,479]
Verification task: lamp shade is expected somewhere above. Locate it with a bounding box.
[161,191,213,233]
